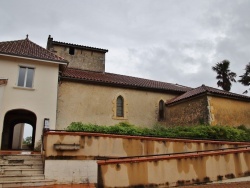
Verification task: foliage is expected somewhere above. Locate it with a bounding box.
[22,136,32,145]
[212,60,237,91]
[238,62,250,94]
[66,122,250,142]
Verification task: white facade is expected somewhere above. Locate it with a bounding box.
[0,54,61,148]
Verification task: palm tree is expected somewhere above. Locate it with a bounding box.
[238,62,250,94]
[212,60,237,91]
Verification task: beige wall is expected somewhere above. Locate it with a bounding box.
[44,132,250,186]
[0,85,5,112]
[44,132,248,158]
[98,149,250,187]
[0,55,60,147]
[53,45,105,72]
[208,96,250,127]
[12,123,24,149]
[57,81,177,129]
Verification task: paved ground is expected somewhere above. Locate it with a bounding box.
[180,181,250,188]
[24,181,250,188]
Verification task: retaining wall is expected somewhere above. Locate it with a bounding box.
[98,148,250,187]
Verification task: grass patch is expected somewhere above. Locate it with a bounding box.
[66,122,250,142]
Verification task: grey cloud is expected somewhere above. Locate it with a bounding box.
[1,0,249,95]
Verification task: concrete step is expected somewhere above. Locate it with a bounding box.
[8,159,43,165]
[1,154,42,160]
[0,164,43,170]
[0,174,45,181]
[0,179,56,187]
[0,154,50,187]
[2,169,43,176]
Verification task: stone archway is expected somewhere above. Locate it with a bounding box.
[1,109,36,150]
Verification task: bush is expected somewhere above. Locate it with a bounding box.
[66,122,250,142]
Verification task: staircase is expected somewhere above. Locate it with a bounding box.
[0,153,56,187]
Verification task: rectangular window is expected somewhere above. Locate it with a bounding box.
[69,47,75,55]
[17,66,34,88]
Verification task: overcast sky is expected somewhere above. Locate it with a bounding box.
[1,0,250,95]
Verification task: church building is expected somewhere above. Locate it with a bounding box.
[0,35,249,150]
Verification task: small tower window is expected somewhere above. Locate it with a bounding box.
[116,96,124,117]
[158,100,165,121]
[69,47,75,55]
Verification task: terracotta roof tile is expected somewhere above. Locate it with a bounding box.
[50,40,108,53]
[0,38,68,63]
[167,85,250,105]
[62,68,192,93]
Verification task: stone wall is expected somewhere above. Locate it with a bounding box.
[166,95,209,126]
[52,45,106,72]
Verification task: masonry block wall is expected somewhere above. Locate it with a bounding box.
[47,36,107,72]
[166,95,209,126]
[53,46,105,72]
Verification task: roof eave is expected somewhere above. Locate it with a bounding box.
[52,41,109,53]
[0,52,68,65]
[166,91,250,106]
[61,76,186,95]
[166,92,207,106]
[207,92,250,102]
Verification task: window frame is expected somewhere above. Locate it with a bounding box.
[116,95,124,117]
[17,66,35,88]
[158,100,165,121]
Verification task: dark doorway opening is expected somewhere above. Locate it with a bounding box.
[1,109,36,150]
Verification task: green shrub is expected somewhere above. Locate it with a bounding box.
[66,122,250,142]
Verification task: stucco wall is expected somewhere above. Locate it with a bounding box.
[166,95,209,126]
[44,160,97,184]
[0,85,5,112]
[208,96,250,127]
[53,45,105,72]
[0,55,60,147]
[44,132,247,158]
[56,81,176,129]
[98,149,250,187]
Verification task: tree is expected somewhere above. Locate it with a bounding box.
[238,62,250,94]
[23,136,32,145]
[212,60,237,91]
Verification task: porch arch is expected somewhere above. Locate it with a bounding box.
[1,109,36,150]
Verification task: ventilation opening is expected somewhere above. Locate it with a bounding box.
[69,47,75,55]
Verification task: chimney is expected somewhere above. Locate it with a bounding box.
[46,35,53,50]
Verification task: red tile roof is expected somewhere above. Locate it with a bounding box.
[0,37,68,64]
[48,36,108,53]
[62,68,192,93]
[167,85,250,105]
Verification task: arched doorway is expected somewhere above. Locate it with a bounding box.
[1,109,36,150]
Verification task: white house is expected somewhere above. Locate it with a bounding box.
[0,36,68,150]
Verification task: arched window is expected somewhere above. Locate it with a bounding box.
[116,96,124,117]
[158,100,165,121]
